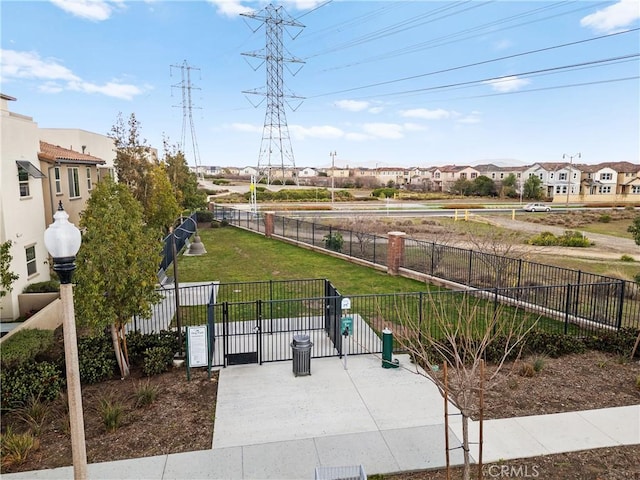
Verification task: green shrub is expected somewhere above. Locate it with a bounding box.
[22,280,60,293]
[323,232,344,252]
[142,346,174,376]
[524,331,586,357]
[195,210,214,223]
[528,231,558,246]
[635,273,640,284]
[78,335,117,384]
[558,230,592,247]
[620,254,635,262]
[127,330,178,367]
[15,396,50,436]
[371,187,398,198]
[598,214,611,223]
[0,361,64,410]
[583,328,639,357]
[0,329,54,368]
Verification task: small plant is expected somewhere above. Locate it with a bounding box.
[133,381,160,408]
[531,355,547,373]
[598,214,611,223]
[0,426,40,469]
[597,359,608,368]
[15,396,50,436]
[620,254,634,262]
[98,395,125,433]
[142,346,174,376]
[518,362,535,378]
[323,232,344,252]
[507,377,519,390]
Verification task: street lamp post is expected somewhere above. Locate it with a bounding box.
[562,152,581,208]
[329,151,337,207]
[44,202,87,480]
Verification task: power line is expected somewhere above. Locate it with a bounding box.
[310,28,640,99]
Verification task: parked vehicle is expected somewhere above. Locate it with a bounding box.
[523,202,551,212]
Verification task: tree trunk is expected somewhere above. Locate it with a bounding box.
[462,413,470,480]
[110,323,130,378]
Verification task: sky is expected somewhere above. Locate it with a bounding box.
[1,0,639,169]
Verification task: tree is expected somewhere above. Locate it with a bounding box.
[74,178,161,378]
[109,112,154,206]
[523,175,544,200]
[450,178,473,196]
[628,216,640,245]
[145,163,181,235]
[163,139,207,211]
[471,175,497,197]
[0,240,19,299]
[393,292,538,480]
[500,173,518,198]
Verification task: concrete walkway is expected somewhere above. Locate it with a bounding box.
[3,354,639,480]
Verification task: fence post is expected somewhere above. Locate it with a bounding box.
[616,281,625,330]
[269,280,274,334]
[223,302,229,368]
[387,231,406,276]
[431,242,435,275]
[564,284,572,335]
[312,222,315,246]
[256,300,263,365]
[492,288,498,336]
[517,259,522,288]
[264,212,274,238]
[373,236,377,264]
[468,250,473,285]
[418,292,424,344]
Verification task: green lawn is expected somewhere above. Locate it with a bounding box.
[177,226,430,294]
[578,219,634,239]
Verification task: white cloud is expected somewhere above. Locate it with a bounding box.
[400,108,452,120]
[282,0,326,10]
[0,49,148,100]
[207,0,254,17]
[289,125,344,140]
[483,76,530,93]
[362,123,404,140]
[368,106,384,114]
[580,0,640,33]
[345,132,371,141]
[49,0,119,21]
[458,112,482,124]
[334,99,370,112]
[403,122,428,132]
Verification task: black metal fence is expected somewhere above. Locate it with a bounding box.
[130,278,632,368]
[210,204,640,330]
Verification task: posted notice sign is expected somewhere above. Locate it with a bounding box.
[187,326,208,368]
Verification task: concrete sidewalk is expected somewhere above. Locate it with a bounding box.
[3,355,639,479]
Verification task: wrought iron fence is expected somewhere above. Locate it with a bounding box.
[130,279,633,368]
[209,204,640,330]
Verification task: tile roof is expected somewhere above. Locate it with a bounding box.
[38,141,105,165]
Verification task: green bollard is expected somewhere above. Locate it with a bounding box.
[382,328,399,369]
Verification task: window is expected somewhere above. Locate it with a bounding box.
[68,167,80,198]
[500,173,504,179]
[470,172,477,179]
[538,173,543,179]
[632,186,640,194]
[550,173,554,179]
[86,167,92,190]
[599,186,611,194]
[601,173,613,181]
[25,245,36,276]
[517,173,521,178]
[559,173,567,181]
[54,167,62,194]
[435,172,441,179]
[19,169,30,197]
[491,173,496,179]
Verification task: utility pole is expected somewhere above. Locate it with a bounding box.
[330,151,337,207]
[171,61,203,179]
[562,152,581,208]
[241,4,305,186]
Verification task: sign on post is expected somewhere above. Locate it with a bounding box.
[341,316,353,336]
[186,325,211,380]
[341,297,351,310]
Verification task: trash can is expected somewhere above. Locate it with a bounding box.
[291,334,312,376]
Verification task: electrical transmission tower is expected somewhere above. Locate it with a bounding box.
[241,4,305,186]
[170,60,203,178]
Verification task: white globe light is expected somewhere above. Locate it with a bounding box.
[44,203,82,259]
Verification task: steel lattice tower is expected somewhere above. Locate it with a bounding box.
[171,60,202,177]
[241,4,304,185]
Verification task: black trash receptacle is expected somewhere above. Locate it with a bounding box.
[291,334,313,377]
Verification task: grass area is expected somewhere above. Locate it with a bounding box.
[578,219,634,239]
[177,226,430,294]
[535,255,639,279]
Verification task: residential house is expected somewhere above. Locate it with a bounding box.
[525,162,580,200]
[298,167,318,178]
[38,141,106,226]
[373,167,407,187]
[432,165,479,192]
[1,94,50,320]
[578,164,617,196]
[239,166,259,177]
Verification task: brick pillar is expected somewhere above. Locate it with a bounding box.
[387,231,406,276]
[264,212,274,238]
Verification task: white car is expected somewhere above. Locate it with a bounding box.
[523,203,551,212]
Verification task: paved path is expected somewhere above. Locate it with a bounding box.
[3,354,638,480]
